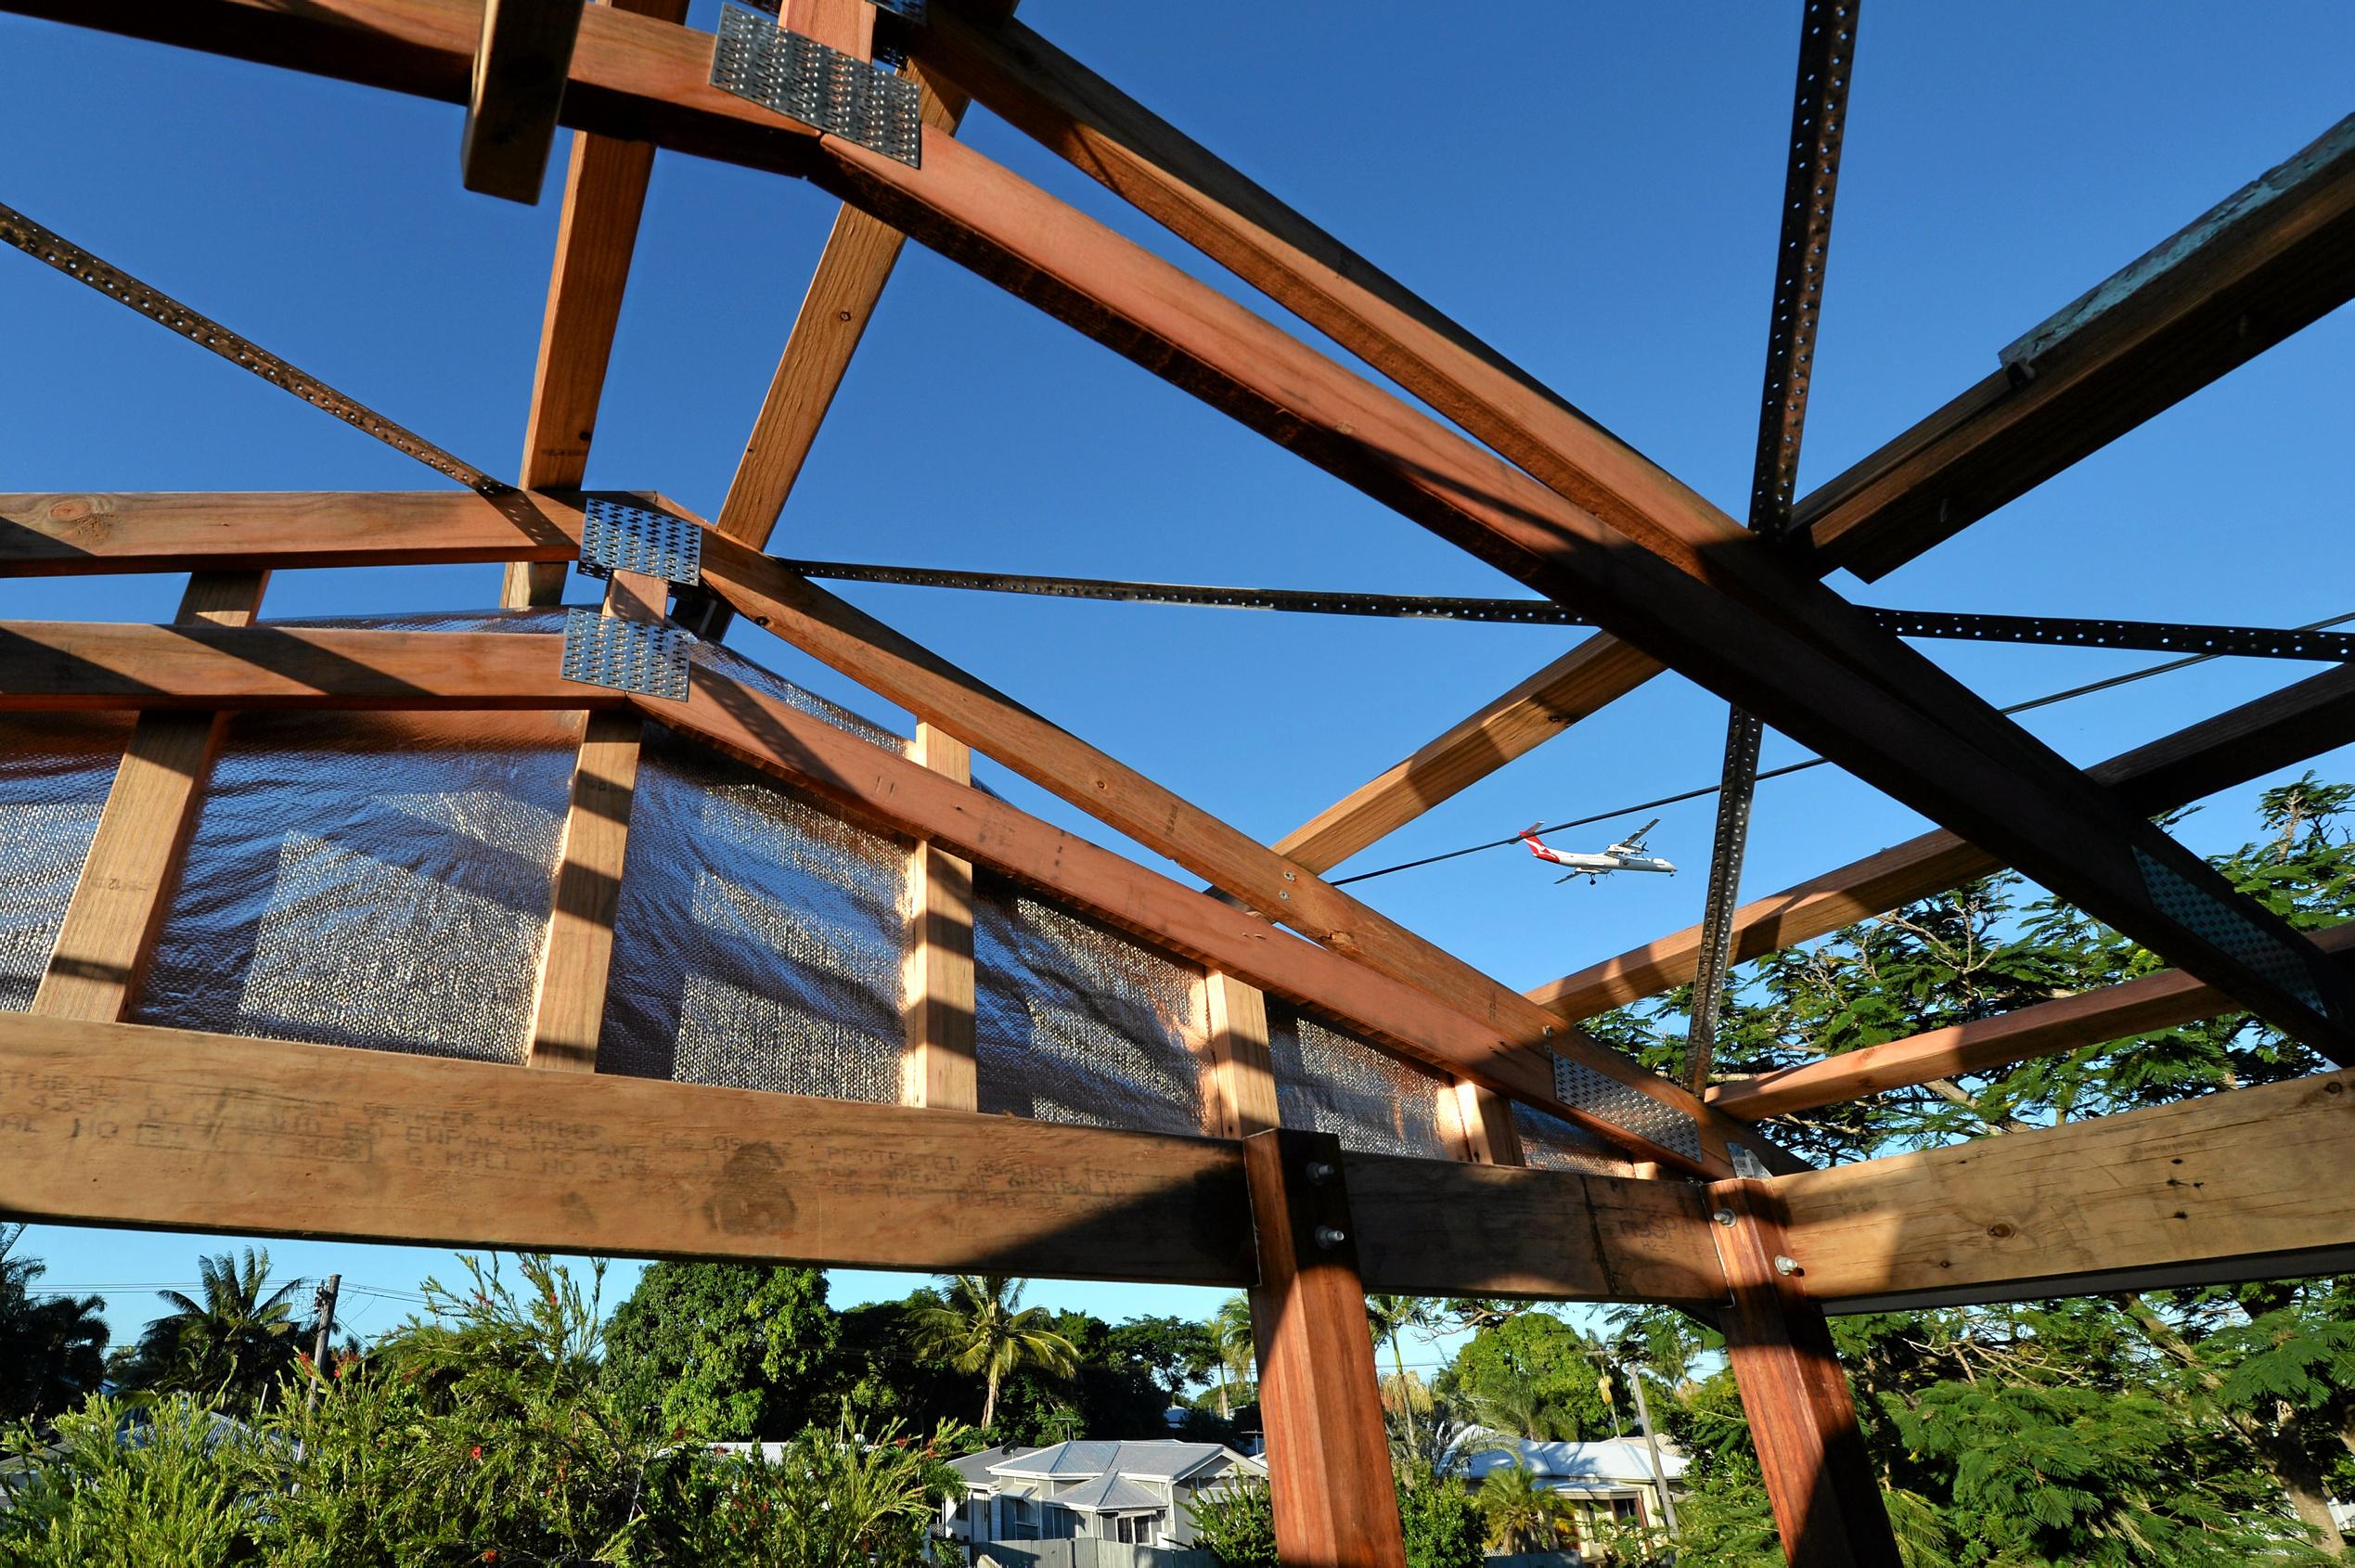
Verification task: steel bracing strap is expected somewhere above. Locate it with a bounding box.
[1687,0,1861,1093]
[0,199,506,495]
[771,559,2355,662]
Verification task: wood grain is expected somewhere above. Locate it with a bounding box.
[0,623,598,711]
[462,0,585,202]
[1713,921,2355,1121]
[0,1011,1718,1301]
[1776,1067,2355,1310]
[901,724,977,1111]
[1200,970,1279,1140]
[1245,1130,1409,1568]
[0,492,573,576]
[30,572,268,1022]
[1711,1179,1903,1567]
[0,1010,1252,1285]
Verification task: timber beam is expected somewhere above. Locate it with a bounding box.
[0,492,575,577]
[1774,1066,2355,1312]
[461,0,584,202]
[1533,662,2355,1021]
[1712,920,2355,1123]
[1796,113,2355,579]
[0,616,1692,1169]
[0,1011,1726,1305]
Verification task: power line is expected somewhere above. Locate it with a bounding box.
[1328,608,2355,887]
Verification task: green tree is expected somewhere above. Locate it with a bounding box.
[1601,776,2355,1564]
[908,1276,1078,1432]
[1106,1314,1217,1407]
[1396,1464,1486,1568]
[124,1246,305,1412]
[1437,1309,1612,1441]
[601,1261,838,1440]
[0,1226,109,1427]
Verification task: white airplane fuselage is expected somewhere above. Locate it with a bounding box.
[1551,850,1678,876]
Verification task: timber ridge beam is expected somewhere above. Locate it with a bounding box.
[15,1,2355,1072]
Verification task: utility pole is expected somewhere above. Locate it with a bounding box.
[305,1273,341,1410]
[1626,1366,1680,1537]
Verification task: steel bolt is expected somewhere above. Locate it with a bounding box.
[1712,1208,1736,1227]
[1314,1226,1347,1250]
[1305,1161,1338,1186]
[1774,1255,1801,1277]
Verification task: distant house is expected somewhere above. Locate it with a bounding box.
[944,1439,1265,1549]
[1457,1434,1687,1549]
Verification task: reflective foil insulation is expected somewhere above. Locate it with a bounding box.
[0,609,1621,1166]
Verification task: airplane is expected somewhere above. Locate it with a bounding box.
[1517,818,1678,883]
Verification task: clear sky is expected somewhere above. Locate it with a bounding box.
[3,2,2350,1360]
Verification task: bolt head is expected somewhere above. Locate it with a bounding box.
[1774,1254,1800,1277]
[1305,1160,1338,1185]
[1712,1208,1736,1227]
[1314,1225,1347,1250]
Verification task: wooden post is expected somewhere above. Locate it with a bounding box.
[31,571,266,1020]
[1244,1127,1407,1568]
[1708,1178,1900,1568]
[902,723,976,1111]
[521,568,660,1069]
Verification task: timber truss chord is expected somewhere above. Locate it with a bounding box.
[2,5,2351,1565]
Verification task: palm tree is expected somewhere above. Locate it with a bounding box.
[908,1275,1077,1431]
[134,1246,306,1407]
[1365,1295,1433,1443]
[1462,1378,1580,1443]
[1478,1459,1575,1552]
[1209,1293,1255,1419]
[0,1225,109,1423]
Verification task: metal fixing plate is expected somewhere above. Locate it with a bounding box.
[1551,1054,1705,1164]
[2133,847,2329,1015]
[712,3,922,168]
[580,497,702,586]
[560,608,693,702]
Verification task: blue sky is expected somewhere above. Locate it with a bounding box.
[3,2,2351,1358]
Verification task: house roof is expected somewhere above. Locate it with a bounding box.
[989,1439,1241,1483]
[1055,1473,1165,1512]
[1458,1435,1689,1487]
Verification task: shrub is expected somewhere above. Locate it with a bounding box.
[0,1394,260,1567]
[1185,1473,1278,1568]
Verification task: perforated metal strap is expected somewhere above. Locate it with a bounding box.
[0,200,502,495]
[712,4,923,167]
[1551,1054,1704,1164]
[560,608,693,700]
[579,497,702,586]
[2133,848,2331,1015]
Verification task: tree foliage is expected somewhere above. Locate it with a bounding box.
[0,1225,109,1429]
[1596,776,2355,1565]
[600,1262,837,1442]
[119,1247,306,1414]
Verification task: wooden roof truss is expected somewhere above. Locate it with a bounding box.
[4,4,2353,1562]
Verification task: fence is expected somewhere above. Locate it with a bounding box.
[972,1543,1216,1568]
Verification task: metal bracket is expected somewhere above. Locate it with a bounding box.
[560,608,693,701]
[1728,1144,1774,1180]
[578,496,702,586]
[1551,1054,1705,1164]
[2133,847,2330,1016]
[712,3,922,168]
